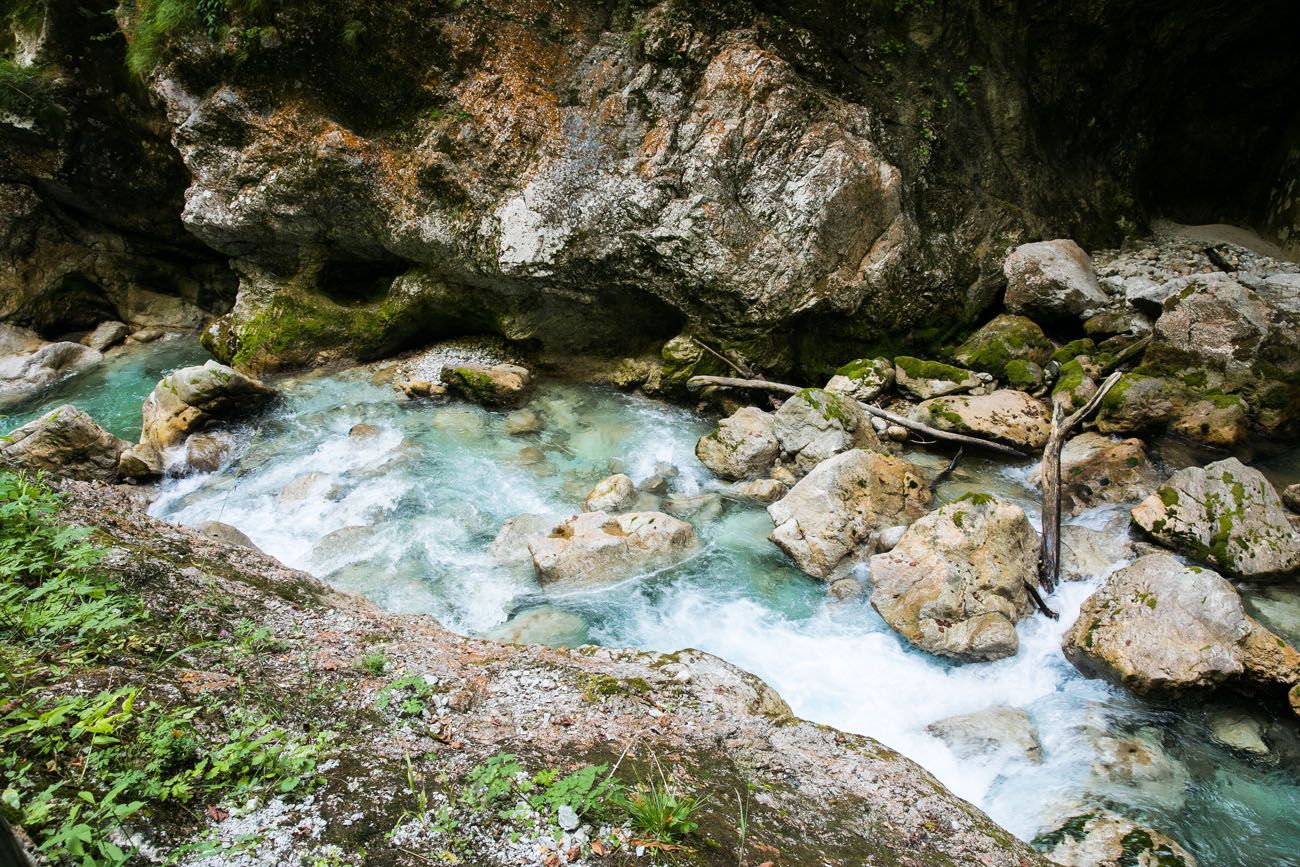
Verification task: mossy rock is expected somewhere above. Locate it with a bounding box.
[1051,358,1095,411]
[895,356,981,399]
[1004,359,1044,390]
[951,314,1054,375]
[1051,338,1097,365]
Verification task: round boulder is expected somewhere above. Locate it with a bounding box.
[529,511,698,588]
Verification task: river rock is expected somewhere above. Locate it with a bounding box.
[441,363,533,408]
[824,357,894,403]
[349,423,381,439]
[194,520,259,550]
[1003,239,1108,323]
[529,511,698,588]
[926,706,1042,763]
[184,433,230,473]
[894,356,981,400]
[504,408,542,435]
[1063,553,1300,699]
[583,473,636,513]
[664,492,723,522]
[1094,373,1190,436]
[1059,519,1156,582]
[1,405,128,482]
[869,495,1038,662]
[731,478,787,504]
[483,606,587,646]
[1208,711,1270,756]
[118,442,163,480]
[140,360,275,451]
[81,321,129,352]
[1089,729,1192,811]
[0,326,102,411]
[695,406,780,481]
[490,513,559,568]
[1284,483,1300,514]
[912,390,1052,451]
[767,449,930,580]
[1130,458,1300,579]
[1054,433,1161,515]
[638,462,678,495]
[1035,810,1197,867]
[951,314,1054,377]
[772,387,879,475]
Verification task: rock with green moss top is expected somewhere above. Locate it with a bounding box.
[1131,458,1300,579]
[768,449,930,580]
[1054,432,1161,516]
[894,356,981,399]
[1095,373,1190,435]
[1004,240,1108,323]
[1050,338,1097,365]
[141,360,275,451]
[952,314,1053,376]
[870,495,1038,662]
[1063,553,1300,703]
[773,388,881,475]
[1051,358,1098,412]
[695,406,780,481]
[1004,359,1044,390]
[824,357,893,402]
[1034,809,1197,867]
[913,390,1051,451]
[441,363,533,408]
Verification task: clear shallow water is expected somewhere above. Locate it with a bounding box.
[131,363,1300,864]
[0,337,212,441]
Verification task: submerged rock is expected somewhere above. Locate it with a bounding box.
[824,357,894,403]
[912,390,1052,451]
[1034,810,1197,867]
[1003,239,1108,323]
[1063,553,1300,703]
[695,406,780,481]
[1054,432,1161,515]
[870,495,1038,662]
[483,606,587,647]
[772,387,879,474]
[441,363,533,408]
[583,473,636,513]
[1,405,128,483]
[1130,458,1300,579]
[141,360,275,451]
[927,706,1042,763]
[664,492,723,522]
[767,449,930,580]
[529,511,698,588]
[504,408,543,436]
[894,356,981,400]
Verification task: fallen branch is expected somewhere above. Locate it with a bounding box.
[1100,334,1151,374]
[1204,246,1237,273]
[686,375,1030,458]
[1038,371,1124,595]
[930,447,963,491]
[688,337,753,379]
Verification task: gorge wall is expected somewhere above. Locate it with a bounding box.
[2,0,1297,376]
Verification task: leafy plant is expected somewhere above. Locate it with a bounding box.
[374,673,439,716]
[619,769,702,844]
[357,650,387,675]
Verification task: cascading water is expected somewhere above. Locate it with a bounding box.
[10,341,1300,864]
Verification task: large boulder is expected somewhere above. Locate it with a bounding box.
[926,706,1042,763]
[695,406,779,481]
[767,449,930,580]
[1130,458,1300,579]
[824,357,894,403]
[528,511,698,588]
[141,360,275,450]
[1094,373,1190,436]
[1053,432,1161,515]
[583,474,636,512]
[869,495,1038,661]
[0,324,102,411]
[1,405,129,483]
[489,514,560,568]
[1034,810,1197,867]
[951,314,1054,377]
[1003,239,1108,323]
[1063,554,1300,702]
[441,363,534,408]
[772,388,879,475]
[912,390,1052,451]
[894,356,981,400]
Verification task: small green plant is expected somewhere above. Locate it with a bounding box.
[952,64,984,105]
[374,673,439,716]
[358,650,388,675]
[619,767,702,844]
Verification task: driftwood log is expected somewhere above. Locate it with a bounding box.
[686,375,1030,458]
[1038,371,1124,595]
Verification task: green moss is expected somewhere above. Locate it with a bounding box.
[1157,486,1180,509]
[835,357,891,384]
[1050,338,1096,365]
[1116,828,1187,867]
[1032,813,1096,850]
[954,492,995,506]
[925,399,973,432]
[1004,359,1042,389]
[1051,359,1091,409]
[795,388,855,427]
[951,314,1052,374]
[896,356,973,384]
[1099,373,1148,414]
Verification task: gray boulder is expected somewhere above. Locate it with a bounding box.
[695,406,779,481]
[82,321,129,352]
[441,362,534,408]
[583,473,636,513]
[926,706,1042,763]
[1130,458,1300,579]
[1003,239,1107,322]
[1054,432,1161,515]
[1035,810,1197,867]
[912,390,1052,451]
[768,449,930,580]
[529,511,698,588]
[824,357,894,403]
[894,356,981,400]
[1,405,128,482]
[772,387,879,475]
[0,325,102,411]
[141,360,275,450]
[870,495,1038,661]
[489,513,559,568]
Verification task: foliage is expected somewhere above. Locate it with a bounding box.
[0,58,59,127]
[374,672,440,716]
[118,0,274,74]
[357,650,387,675]
[619,770,702,843]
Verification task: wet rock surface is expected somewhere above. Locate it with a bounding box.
[0,404,128,482]
[528,511,699,588]
[140,360,275,451]
[1054,432,1161,516]
[1035,810,1197,867]
[694,406,779,481]
[912,390,1052,451]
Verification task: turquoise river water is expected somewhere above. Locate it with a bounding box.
[6,339,1300,865]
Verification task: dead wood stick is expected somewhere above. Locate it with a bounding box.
[1204,246,1237,273]
[689,337,754,379]
[930,447,963,490]
[1100,334,1151,374]
[686,375,1030,458]
[1038,370,1124,595]
[1024,579,1058,620]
